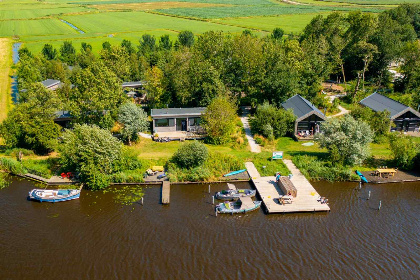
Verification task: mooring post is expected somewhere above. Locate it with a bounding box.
[212,196,214,205]
[378,200,381,210]
[215,209,217,217]
[141,197,144,206]
[208,185,210,194]
[359,181,362,189]
[368,190,371,200]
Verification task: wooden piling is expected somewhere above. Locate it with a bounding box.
[208,185,210,194]
[368,190,371,200]
[378,200,381,210]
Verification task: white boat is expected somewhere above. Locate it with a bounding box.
[28,188,81,202]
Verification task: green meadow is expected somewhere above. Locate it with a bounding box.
[0,0,411,54]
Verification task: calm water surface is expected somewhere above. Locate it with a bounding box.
[0,177,419,279]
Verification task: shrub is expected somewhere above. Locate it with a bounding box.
[22,159,52,178]
[172,141,208,169]
[4,148,35,158]
[250,102,295,138]
[81,165,111,190]
[0,157,26,174]
[293,155,356,181]
[389,133,419,170]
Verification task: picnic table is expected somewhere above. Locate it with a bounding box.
[375,168,397,178]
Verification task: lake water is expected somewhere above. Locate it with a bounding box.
[0,177,418,279]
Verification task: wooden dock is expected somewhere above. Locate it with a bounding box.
[248,160,330,214]
[161,181,170,204]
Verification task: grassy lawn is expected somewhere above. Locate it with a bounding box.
[0,37,12,122]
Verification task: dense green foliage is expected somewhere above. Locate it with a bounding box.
[202,96,237,144]
[0,84,61,154]
[168,151,242,182]
[0,157,26,175]
[172,141,208,169]
[389,133,419,170]
[117,102,148,144]
[351,106,391,142]
[316,115,373,166]
[293,155,357,181]
[250,102,296,139]
[59,124,123,189]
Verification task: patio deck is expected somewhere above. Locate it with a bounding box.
[153,131,205,141]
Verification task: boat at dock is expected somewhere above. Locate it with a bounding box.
[356,170,368,183]
[28,188,81,202]
[216,197,261,214]
[223,169,246,177]
[215,189,256,200]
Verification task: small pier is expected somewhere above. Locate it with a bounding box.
[247,160,330,213]
[161,181,170,204]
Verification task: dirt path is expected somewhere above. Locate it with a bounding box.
[240,107,261,153]
[0,38,12,122]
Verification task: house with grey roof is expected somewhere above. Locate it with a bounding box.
[360,92,420,132]
[151,107,206,134]
[282,94,326,137]
[41,79,62,91]
[122,81,147,89]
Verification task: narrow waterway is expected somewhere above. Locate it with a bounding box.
[0,177,418,279]
[11,42,21,103]
[60,19,85,34]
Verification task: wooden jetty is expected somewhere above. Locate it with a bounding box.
[161,181,170,204]
[247,160,330,214]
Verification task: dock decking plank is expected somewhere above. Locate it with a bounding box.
[161,181,170,204]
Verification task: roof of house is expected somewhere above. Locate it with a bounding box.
[54,110,72,120]
[122,81,146,88]
[41,79,61,89]
[359,92,420,119]
[151,107,206,118]
[281,95,325,121]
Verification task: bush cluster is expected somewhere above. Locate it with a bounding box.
[172,141,208,169]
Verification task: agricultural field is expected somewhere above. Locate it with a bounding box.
[0,0,418,54]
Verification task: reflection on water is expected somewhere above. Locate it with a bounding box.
[11,42,21,103]
[60,19,85,34]
[0,177,419,279]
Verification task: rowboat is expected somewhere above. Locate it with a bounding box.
[223,169,246,177]
[28,188,81,202]
[355,170,368,183]
[216,197,261,214]
[215,189,256,200]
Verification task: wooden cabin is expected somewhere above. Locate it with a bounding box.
[360,92,420,132]
[151,107,205,134]
[282,94,326,139]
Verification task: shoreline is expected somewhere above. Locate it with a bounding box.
[5,171,420,186]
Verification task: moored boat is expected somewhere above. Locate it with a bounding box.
[28,188,81,202]
[215,189,256,200]
[216,197,261,214]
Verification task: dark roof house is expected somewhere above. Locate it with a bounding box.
[41,79,62,90]
[360,92,420,132]
[282,94,326,137]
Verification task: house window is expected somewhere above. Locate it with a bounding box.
[155,118,173,127]
[189,117,201,126]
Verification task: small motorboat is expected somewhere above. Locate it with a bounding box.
[28,188,81,202]
[215,189,256,200]
[216,197,261,214]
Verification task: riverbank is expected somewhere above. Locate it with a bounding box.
[0,38,13,122]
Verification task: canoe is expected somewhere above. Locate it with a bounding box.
[215,189,256,200]
[216,197,261,214]
[28,188,81,202]
[355,170,368,183]
[223,169,246,177]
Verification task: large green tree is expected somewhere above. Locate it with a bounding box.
[316,114,373,165]
[117,102,148,144]
[0,84,61,154]
[202,95,237,144]
[59,124,122,189]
